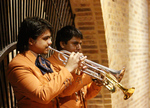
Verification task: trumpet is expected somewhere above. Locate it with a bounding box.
[48,46,135,100]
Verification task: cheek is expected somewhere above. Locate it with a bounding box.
[36,40,45,46]
[69,45,76,51]
[34,41,45,49]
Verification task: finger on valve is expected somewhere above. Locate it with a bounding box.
[75,69,82,75]
[79,56,87,69]
[65,52,79,73]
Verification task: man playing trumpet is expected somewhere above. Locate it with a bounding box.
[47,25,103,108]
[7,17,87,108]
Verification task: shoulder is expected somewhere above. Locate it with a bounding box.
[8,53,34,70]
[47,54,59,65]
[47,52,65,66]
[47,53,56,62]
[9,54,25,64]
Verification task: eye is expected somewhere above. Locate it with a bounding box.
[43,37,49,40]
[43,36,52,40]
[50,37,52,40]
[73,42,79,45]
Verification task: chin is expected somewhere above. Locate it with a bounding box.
[43,51,48,54]
[44,49,49,53]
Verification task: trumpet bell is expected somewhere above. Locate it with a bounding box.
[112,68,125,82]
[124,87,135,100]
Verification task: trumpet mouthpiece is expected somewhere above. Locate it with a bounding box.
[48,46,52,49]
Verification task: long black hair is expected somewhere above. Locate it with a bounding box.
[17,17,53,53]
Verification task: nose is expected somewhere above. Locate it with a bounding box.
[77,44,82,51]
[48,38,52,45]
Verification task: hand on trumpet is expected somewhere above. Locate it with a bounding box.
[65,52,87,74]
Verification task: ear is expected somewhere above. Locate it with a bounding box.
[28,38,35,46]
[60,41,65,49]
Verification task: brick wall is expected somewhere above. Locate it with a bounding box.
[70,0,111,108]
[127,1,149,108]
[101,0,149,108]
[148,0,150,107]
[70,0,149,108]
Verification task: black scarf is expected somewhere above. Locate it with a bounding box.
[35,54,53,74]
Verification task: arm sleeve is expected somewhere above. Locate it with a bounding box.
[84,82,102,100]
[7,65,73,104]
[59,73,93,97]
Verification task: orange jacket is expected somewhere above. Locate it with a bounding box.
[7,50,74,108]
[47,52,102,108]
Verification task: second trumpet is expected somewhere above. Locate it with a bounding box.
[48,46,135,100]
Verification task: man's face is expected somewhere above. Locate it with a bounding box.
[29,29,52,54]
[62,37,82,53]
